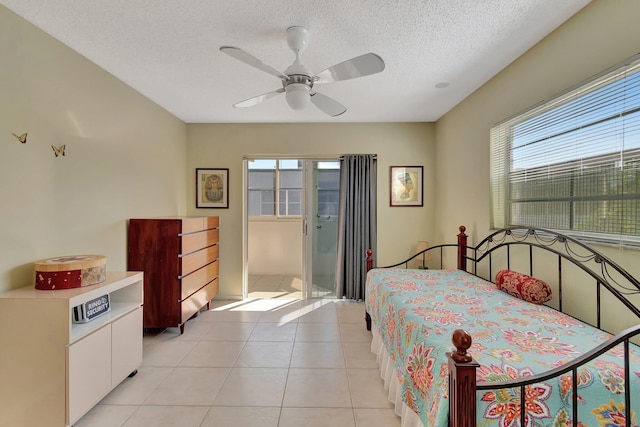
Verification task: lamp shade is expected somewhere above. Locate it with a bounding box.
[285,83,310,110]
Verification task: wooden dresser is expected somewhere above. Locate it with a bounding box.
[127,217,219,333]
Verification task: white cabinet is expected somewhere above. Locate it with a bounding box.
[68,324,112,423]
[112,308,143,384]
[0,272,143,427]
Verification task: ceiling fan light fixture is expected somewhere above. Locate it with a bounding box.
[220,26,385,116]
[285,83,310,110]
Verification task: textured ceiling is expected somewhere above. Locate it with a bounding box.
[1,0,590,123]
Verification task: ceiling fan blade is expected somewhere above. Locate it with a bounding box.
[233,88,285,108]
[220,46,289,81]
[313,53,385,84]
[310,91,347,117]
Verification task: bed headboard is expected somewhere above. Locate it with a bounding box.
[371,225,640,333]
[458,226,640,330]
[451,226,640,427]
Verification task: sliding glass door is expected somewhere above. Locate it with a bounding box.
[244,158,340,299]
[304,160,340,298]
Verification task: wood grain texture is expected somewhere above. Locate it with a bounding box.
[127,217,219,330]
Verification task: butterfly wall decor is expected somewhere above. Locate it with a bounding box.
[12,132,28,143]
[51,145,66,157]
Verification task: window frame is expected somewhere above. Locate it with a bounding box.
[490,54,640,247]
[247,160,303,218]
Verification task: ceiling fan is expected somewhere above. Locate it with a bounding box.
[220,26,385,117]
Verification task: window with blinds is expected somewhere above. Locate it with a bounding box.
[491,54,640,245]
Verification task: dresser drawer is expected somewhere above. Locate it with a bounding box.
[180,217,206,234]
[181,278,219,324]
[204,216,219,229]
[180,229,219,254]
[180,245,219,276]
[180,216,220,234]
[181,260,219,300]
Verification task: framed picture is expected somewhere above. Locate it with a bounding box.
[390,166,423,207]
[196,168,229,208]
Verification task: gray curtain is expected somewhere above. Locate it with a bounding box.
[335,154,377,300]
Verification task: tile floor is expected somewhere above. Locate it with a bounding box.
[75,297,400,427]
[247,274,303,299]
[247,274,336,299]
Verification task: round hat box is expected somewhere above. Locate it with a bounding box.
[34,255,106,290]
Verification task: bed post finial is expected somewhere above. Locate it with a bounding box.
[447,329,478,427]
[457,225,468,271]
[451,329,473,362]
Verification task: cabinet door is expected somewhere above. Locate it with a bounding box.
[67,325,111,425]
[112,307,143,385]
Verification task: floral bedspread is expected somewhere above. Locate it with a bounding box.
[365,268,640,427]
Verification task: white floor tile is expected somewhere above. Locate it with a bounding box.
[339,323,373,342]
[200,406,280,427]
[278,407,356,427]
[100,366,173,405]
[200,321,256,341]
[213,367,288,407]
[235,341,294,368]
[290,342,345,368]
[283,368,352,408]
[153,320,210,341]
[249,322,298,341]
[336,304,368,323]
[178,340,245,367]
[347,369,395,409]
[295,322,341,342]
[297,305,339,323]
[343,342,379,369]
[73,404,137,427]
[353,408,402,427]
[198,309,263,323]
[141,340,198,367]
[258,307,303,324]
[122,405,209,427]
[143,367,230,406]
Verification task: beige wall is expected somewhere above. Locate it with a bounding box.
[0,6,187,292]
[434,0,640,329]
[186,123,435,297]
[435,0,640,264]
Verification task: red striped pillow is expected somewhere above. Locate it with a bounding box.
[495,269,552,305]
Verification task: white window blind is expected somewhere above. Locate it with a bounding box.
[491,54,640,245]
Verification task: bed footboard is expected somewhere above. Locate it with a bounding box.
[447,326,640,427]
